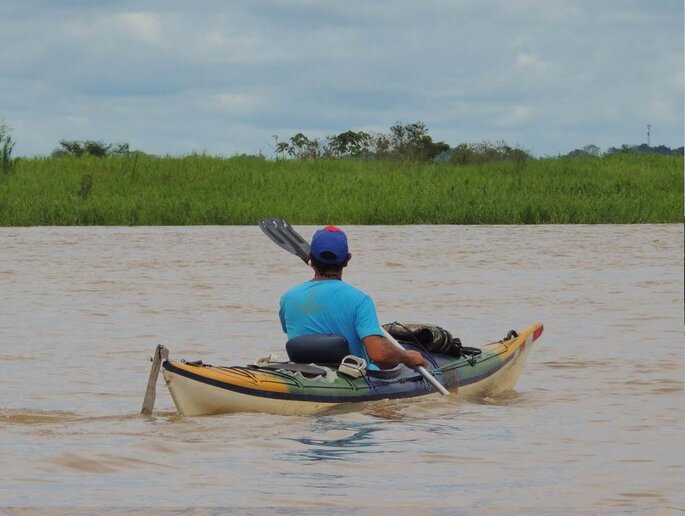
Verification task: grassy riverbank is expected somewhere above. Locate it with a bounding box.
[0,154,682,225]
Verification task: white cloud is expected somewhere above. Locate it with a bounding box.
[209,91,279,115]
[514,52,546,70]
[113,12,163,44]
[496,105,534,129]
[62,11,163,45]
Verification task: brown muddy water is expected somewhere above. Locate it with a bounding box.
[1,225,683,514]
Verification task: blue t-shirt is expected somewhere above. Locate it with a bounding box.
[279,280,383,365]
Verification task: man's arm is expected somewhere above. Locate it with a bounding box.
[363,335,428,369]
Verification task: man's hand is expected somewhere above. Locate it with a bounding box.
[363,335,429,369]
[404,350,428,368]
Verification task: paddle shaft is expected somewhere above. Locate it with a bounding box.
[258,218,449,396]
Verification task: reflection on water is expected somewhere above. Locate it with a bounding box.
[288,422,385,462]
[0,225,683,512]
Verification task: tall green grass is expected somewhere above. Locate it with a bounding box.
[0,153,681,225]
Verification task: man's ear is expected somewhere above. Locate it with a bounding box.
[342,253,352,267]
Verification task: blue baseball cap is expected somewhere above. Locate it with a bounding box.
[310,225,349,265]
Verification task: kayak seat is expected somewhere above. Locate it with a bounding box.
[286,334,350,365]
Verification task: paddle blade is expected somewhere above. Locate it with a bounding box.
[258,218,311,263]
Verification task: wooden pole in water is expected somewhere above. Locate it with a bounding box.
[141,344,169,415]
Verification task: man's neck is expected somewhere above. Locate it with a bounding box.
[313,271,342,281]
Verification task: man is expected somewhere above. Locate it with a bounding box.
[279,225,427,369]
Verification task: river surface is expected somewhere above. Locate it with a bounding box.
[1,225,683,514]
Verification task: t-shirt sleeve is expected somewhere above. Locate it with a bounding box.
[354,293,384,340]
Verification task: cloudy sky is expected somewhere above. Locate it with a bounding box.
[1,0,682,157]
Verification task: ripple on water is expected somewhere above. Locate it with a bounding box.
[40,451,171,474]
[0,409,80,425]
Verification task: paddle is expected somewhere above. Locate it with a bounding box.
[258,218,311,264]
[258,218,449,396]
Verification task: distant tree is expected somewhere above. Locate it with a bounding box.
[389,121,425,160]
[449,143,478,164]
[387,121,449,161]
[0,120,16,175]
[449,141,531,166]
[370,131,391,159]
[52,140,130,158]
[53,140,84,157]
[605,144,683,156]
[272,133,323,159]
[111,143,130,156]
[326,130,372,158]
[275,141,291,158]
[567,144,601,157]
[286,133,322,159]
[83,140,112,158]
[583,144,601,157]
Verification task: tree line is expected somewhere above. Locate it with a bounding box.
[566,143,684,158]
[1,119,682,175]
[46,131,685,162]
[1,121,534,167]
[274,122,531,165]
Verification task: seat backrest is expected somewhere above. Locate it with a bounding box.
[286,334,350,365]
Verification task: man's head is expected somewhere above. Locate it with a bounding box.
[310,225,351,271]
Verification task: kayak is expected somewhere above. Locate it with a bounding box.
[161,322,543,416]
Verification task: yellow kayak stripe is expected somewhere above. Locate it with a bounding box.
[167,361,291,393]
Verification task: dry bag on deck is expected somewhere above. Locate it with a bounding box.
[382,322,463,357]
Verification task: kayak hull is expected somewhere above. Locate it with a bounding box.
[165,372,341,416]
[162,323,543,416]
